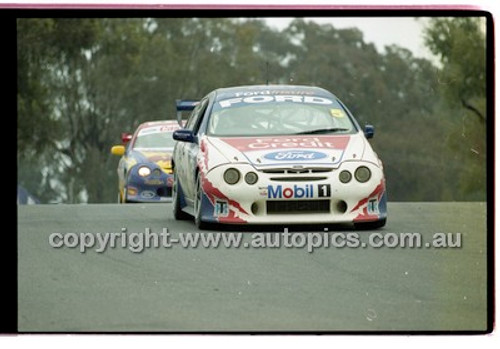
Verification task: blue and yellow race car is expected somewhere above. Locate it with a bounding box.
[111,120,181,203]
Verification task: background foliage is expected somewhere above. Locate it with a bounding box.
[17,17,487,203]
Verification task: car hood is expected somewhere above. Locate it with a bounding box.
[206,133,371,169]
[129,149,173,167]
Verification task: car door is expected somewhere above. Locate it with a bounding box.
[178,98,210,203]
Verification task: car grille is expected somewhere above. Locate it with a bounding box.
[263,168,332,182]
[266,200,330,215]
[261,168,333,174]
[269,176,327,182]
[157,187,172,197]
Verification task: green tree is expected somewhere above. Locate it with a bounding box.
[17,18,100,202]
[424,17,487,199]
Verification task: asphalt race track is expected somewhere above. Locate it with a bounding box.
[18,202,487,332]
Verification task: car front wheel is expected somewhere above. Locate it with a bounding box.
[173,174,190,220]
[194,174,210,230]
[121,187,129,204]
[354,218,386,230]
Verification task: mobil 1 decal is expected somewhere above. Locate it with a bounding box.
[267,184,332,199]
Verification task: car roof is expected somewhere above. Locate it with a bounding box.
[212,84,337,101]
[137,120,180,131]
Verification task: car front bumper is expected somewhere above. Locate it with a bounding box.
[199,162,387,224]
[126,175,174,203]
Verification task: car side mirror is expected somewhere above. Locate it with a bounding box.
[173,129,196,143]
[364,125,375,139]
[121,133,132,144]
[111,145,125,156]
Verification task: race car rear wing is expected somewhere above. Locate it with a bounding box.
[176,99,199,127]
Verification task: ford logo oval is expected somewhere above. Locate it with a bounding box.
[140,190,156,199]
[264,150,327,161]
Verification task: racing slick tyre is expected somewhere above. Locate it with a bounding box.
[354,218,387,230]
[120,187,128,203]
[194,174,210,230]
[122,186,132,203]
[173,174,190,220]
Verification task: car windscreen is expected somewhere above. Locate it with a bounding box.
[133,130,176,149]
[207,95,357,137]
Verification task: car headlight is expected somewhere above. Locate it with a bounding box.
[244,172,258,185]
[223,168,240,185]
[138,166,151,177]
[354,166,371,183]
[339,170,352,183]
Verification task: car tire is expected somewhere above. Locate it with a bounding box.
[354,218,386,230]
[173,174,190,220]
[122,186,131,203]
[194,174,210,230]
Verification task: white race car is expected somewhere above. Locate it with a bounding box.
[172,85,387,229]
